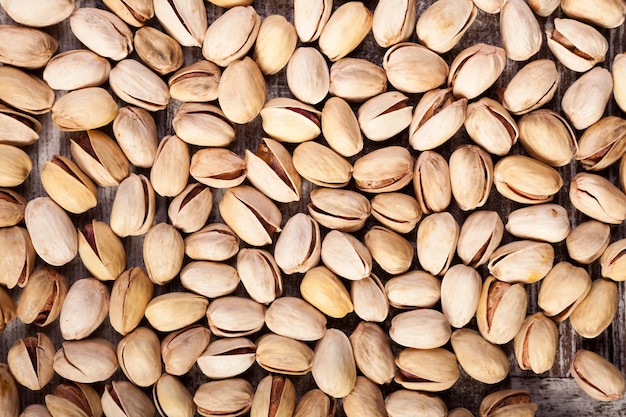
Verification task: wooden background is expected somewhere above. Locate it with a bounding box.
[1,0,625,415]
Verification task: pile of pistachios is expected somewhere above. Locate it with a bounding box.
[1,0,626,416]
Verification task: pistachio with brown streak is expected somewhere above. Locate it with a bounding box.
[0,105,41,147]
[260,97,322,143]
[169,184,213,234]
[173,103,235,148]
[546,18,608,72]
[250,375,296,417]
[448,43,506,100]
[274,214,321,275]
[502,59,559,115]
[255,333,314,375]
[513,313,558,374]
[40,155,98,214]
[101,381,156,417]
[168,60,221,103]
[575,116,626,171]
[45,382,102,417]
[459,211,504,271]
[570,350,625,401]
[479,389,538,417]
[464,98,518,156]
[110,174,156,237]
[237,249,282,304]
[153,0,207,47]
[488,240,554,284]
[353,146,413,193]
[17,267,68,327]
[308,188,370,232]
[207,296,266,338]
[190,148,246,189]
[357,92,413,142]
[370,192,422,234]
[476,275,528,344]
[351,274,389,323]
[494,155,563,204]
[0,226,35,289]
[70,130,130,188]
[103,0,153,27]
[194,379,253,417]
[394,348,460,392]
[162,325,211,376]
[78,220,126,281]
[569,172,626,224]
[413,151,451,214]
[7,333,55,391]
[321,230,372,281]
[449,144,493,211]
[0,66,54,115]
[109,59,170,111]
[197,337,256,380]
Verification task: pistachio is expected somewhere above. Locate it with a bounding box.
[190,148,246,189]
[365,226,414,275]
[78,220,126,281]
[385,391,447,417]
[110,174,156,237]
[117,327,162,386]
[260,97,322,143]
[194,379,253,417]
[0,66,54,115]
[101,381,156,417]
[614,54,626,113]
[354,146,413,193]
[251,375,296,417]
[416,212,459,276]
[321,230,372,281]
[449,144,493,211]
[0,287,16,332]
[274,214,321,274]
[329,57,388,102]
[153,373,196,417]
[197,338,256,379]
[236,249,282,304]
[0,226,35,288]
[51,87,118,131]
[150,135,190,197]
[479,390,538,417]
[109,59,170,111]
[450,328,509,384]
[153,0,207,47]
[357,92,412,142]
[382,42,448,94]
[343,377,387,417]
[476,275,528,344]
[416,0,477,53]
[494,155,563,204]
[566,220,611,264]
[372,0,416,47]
[41,155,98,214]
[409,88,467,150]
[441,264,482,328]
[0,105,41,147]
[500,0,542,61]
[318,2,372,61]
[173,103,235,147]
[43,50,111,91]
[53,338,118,384]
[514,313,558,374]
[143,223,185,285]
[59,278,109,340]
[162,325,211,376]
[350,274,389,322]
[449,408,474,417]
[528,0,560,16]
[390,309,452,349]
[321,97,363,157]
[293,0,332,43]
[464,98,518,156]
[109,268,153,336]
[134,26,183,75]
[488,240,554,284]
[69,8,133,60]
[570,278,617,338]
[413,151,451,214]
[219,57,267,124]
[0,188,26,227]
[169,60,221,103]
[287,47,330,105]
[0,25,57,69]
[70,130,130,187]
[169,184,213,234]
[386,270,441,309]
[569,172,626,224]
[308,188,370,232]
[265,297,326,342]
[103,0,153,27]
[576,116,626,171]
[293,141,353,188]
[7,333,55,391]
[570,350,625,401]
[502,59,559,115]
[349,322,395,385]
[448,43,506,100]
[113,106,158,168]
[20,405,52,417]
[562,68,613,130]
[144,292,208,332]
[395,348,460,392]
[255,333,314,375]
[505,204,570,243]
[312,328,357,398]
[294,390,336,417]
[546,18,608,72]
[301,266,353,319]
[254,15,298,76]
[206,296,266,337]
[17,267,68,327]
[180,261,239,299]
[46,383,102,417]
[370,192,422,234]
[203,6,260,67]
[0,0,74,27]
[518,109,577,167]
[561,0,625,28]
[601,238,626,281]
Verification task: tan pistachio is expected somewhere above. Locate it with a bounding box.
[505,204,570,243]
[395,348,460,392]
[112,106,158,168]
[370,192,422,234]
[294,389,336,417]
[255,333,314,375]
[0,66,54,115]
[385,390,447,417]
[260,97,322,143]
[372,0,416,47]
[448,408,474,417]
[194,379,253,417]
[476,275,528,344]
[448,43,506,100]
[109,59,170,111]
[53,338,118,384]
[365,226,414,275]
[441,264,482,328]
[173,103,235,148]
[110,174,156,237]
[576,116,626,171]
[570,278,618,338]
[0,105,41,147]
[570,350,625,401]
[570,172,626,224]
[546,18,608,72]
[153,0,207,47]
[143,223,185,285]
[169,183,213,234]
[251,375,296,417]
[190,148,246,189]
[0,0,74,27]
[318,2,372,62]
[43,49,111,91]
[0,145,31,188]
[329,57,387,102]
[500,0,542,61]
[528,0,560,16]
[416,0,477,53]
[134,26,183,75]
[0,189,26,228]
[0,226,35,289]
[561,0,625,28]
[180,261,239,299]
[59,278,109,340]
[464,98,518,156]
[308,188,370,232]
[19,405,52,417]
[151,135,190,197]
[518,109,577,167]
[70,130,130,188]
[0,287,16,332]
[349,322,395,385]
[265,297,326,342]
[312,328,357,398]
[207,296,266,338]
[197,338,256,380]
[0,364,18,417]
[78,220,126,281]
[488,240,554,284]
[109,267,154,335]
[153,374,196,417]
[46,383,102,417]
[7,333,55,391]
[601,238,626,281]
[343,377,387,417]
[293,141,353,188]
[562,68,613,130]
[274,213,321,275]
[202,6,260,67]
[17,267,68,327]
[413,151,451,214]
[168,60,221,103]
[353,146,413,193]
[254,15,298,76]
[494,155,563,204]
[69,8,133,60]
[409,88,467,150]
[450,328,509,384]
[237,249,282,304]
[145,292,208,333]
[351,274,389,322]
[117,327,162,386]
[502,59,559,115]
[300,266,353,319]
[293,0,332,43]
[0,25,57,69]
[219,58,267,124]
[382,42,448,94]
[321,230,372,281]
[479,390,538,417]
[614,54,626,113]
[390,309,451,349]
[162,325,211,376]
[514,313,558,374]
[287,47,330,105]
[357,92,413,142]
[101,381,156,417]
[416,212,459,276]
[321,97,363,157]
[449,144,493,211]
[103,0,153,27]
[386,270,441,309]
[566,220,611,264]
[51,87,118,131]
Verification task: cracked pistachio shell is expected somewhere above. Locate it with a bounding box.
[113,106,158,168]
[570,172,626,224]
[503,60,559,115]
[301,266,353,319]
[562,68,613,130]
[570,278,617,338]
[109,267,153,336]
[390,309,451,349]
[20,405,52,417]
[614,54,626,113]
[180,261,239,298]
[17,267,68,327]
[51,87,118,131]
[417,212,459,276]
[416,0,477,54]
[251,375,296,417]
[0,189,25,228]
[329,57,387,102]
[351,274,389,322]
[0,66,54,115]
[293,0,332,43]
[287,47,330,105]
[385,270,440,309]
[566,220,610,264]
[0,287,16,331]
[59,278,109,341]
[343,377,386,417]
[162,325,211,376]
[145,292,208,333]
[41,155,98,213]
[117,327,161,386]
[219,185,282,247]
[110,59,170,111]
[237,249,282,304]
[576,116,626,171]
[561,0,625,28]
[465,98,518,156]
[153,374,196,417]
[494,155,563,204]
[441,264,482,328]
[353,146,413,193]
[134,26,183,75]
[0,0,74,27]
[372,0,416,47]
[43,50,111,91]
[448,43,506,100]
[601,238,626,281]
[547,18,608,73]
[312,328,357,398]
[70,130,130,187]
[190,148,246,189]
[78,220,126,281]
[202,6,260,68]
[476,276,528,344]
[357,92,413,142]
[256,333,314,375]
[382,42,448,94]
[110,174,156,237]
[169,183,213,234]
[275,214,321,274]
[46,383,101,417]
[321,97,363,157]
[173,103,235,147]
[505,204,570,243]
[294,390,336,417]
[385,390,447,417]
[53,338,118,383]
[371,192,421,234]
[319,2,372,61]
[101,381,156,417]
[409,88,467,151]
[308,188,370,232]
[260,97,322,143]
[570,350,625,401]
[197,338,256,379]
[449,144,493,211]
[151,135,190,197]
[194,379,253,417]
[0,226,34,289]
[169,60,221,103]
[0,105,40,147]
[480,390,538,417]
[144,223,184,285]
[0,25,57,69]
[207,296,265,338]
[69,8,132,60]
[518,109,577,167]
[254,15,297,76]
[103,0,153,27]
[265,297,327,341]
[25,197,77,267]
[321,230,372,281]
[413,151,451,214]
[488,240,554,284]
[514,313,558,374]
[451,329,509,384]
[365,226,414,275]
[219,57,266,124]
[394,348,460,392]
[349,322,395,385]
[293,142,353,188]
[245,138,302,203]
[7,333,54,391]
[500,0,541,61]
[153,0,207,47]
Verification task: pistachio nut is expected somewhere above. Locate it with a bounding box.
[416,212,459,276]
[69,8,133,60]
[197,337,256,379]
[143,223,185,285]
[329,57,387,102]
[614,54,626,113]
[274,213,321,274]
[251,375,296,417]
[113,106,158,168]
[416,0,477,53]
[505,204,570,243]
[255,333,314,375]
[601,238,626,281]
[464,98,518,156]
[17,267,68,327]
[45,382,102,417]
[502,59,559,115]
[318,2,372,61]
[265,297,326,342]
[500,0,542,61]
[153,0,207,47]
[43,49,111,91]
[357,92,413,141]
[180,261,239,298]
[190,148,246,189]
[173,103,235,147]
[350,274,389,322]
[321,97,363,157]
[0,66,54,115]
[528,0,560,16]
[53,338,118,383]
[103,0,153,27]
[569,172,626,224]
[219,57,267,124]
[0,226,35,288]
[150,135,190,197]
[109,59,170,111]
[576,116,626,171]
[371,0,416,47]
[394,348,460,392]
[294,389,336,417]
[451,328,509,384]
[448,43,506,100]
[203,6,260,67]
[0,105,41,147]
[385,390,447,417]
[162,325,211,376]
[169,183,213,234]
[101,381,156,417]
[566,220,611,264]
[562,68,613,130]
[476,275,528,344]
[488,240,554,284]
[287,47,330,105]
[382,42,448,94]
[353,146,413,193]
[70,130,130,187]
[413,151,451,214]
[370,192,421,234]
[236,249,282,304]
[110,174,156,237]
[570,278,618,338]
[109,268,154,336]
[77,220,126,281]
[0,145,31,187]
[349,322,395,385]
[194,379,253,417]
[300,266,353,319]
[494,155,563,204]
[7,333,55,391]
[261,98,321,143]
[409,88,467,150]
[570,350,625,401]
[0,25,57,69]
[390,309,452,349]
[441,264,482,328]
[206,296,266,337]
[365,226,414,274]
[0,287,16,332]
[449,144,493,211]
[51,87,118,131]
[25,197,77,267]
[386,270,441,309]
[20,405,52,417]
[293,0,332,42]
[134,26,183,75]
[518,109,577,167]
[254,15,298,76]
[145,292,209,332]
[513,313,558,374]
[321,230,372,281]
[308,188,370,232]
[0,365,18,417]
[153,373,196,417]
[0,189,26,227]
[546,18,608,72]
[117,327,162,386]
[168,60,221,103]
[293,141,353,188]
[343,376,387,417]
[0,0,74,27]
[561,0,625,28]
[59,278,110,340]
[312,328,357,398]
[479,389,538,417]
[449,408,474,417]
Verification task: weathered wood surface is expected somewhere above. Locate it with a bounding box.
[1,0,626,415]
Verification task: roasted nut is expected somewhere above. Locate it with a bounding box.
[197,338,256,380]
[329,57,387,102]
[448,43,506,100]
[394,348,460,392]
[385,390,447,417]
[365,226,414,274]
[274,213,321,275]
[260,97,321,143]
[416,212,459,276]
[465,98,518,156]
[153,374,196,417]
[386,270,442,309]
[237,249,282,304]
[51,87,118,131]
[113,106,158,168]
[103,0,153,27]
[43,49,111,91]
[7,333,55,391]
[17,267,68,327]
[194,379,253,417]
[416,0,477,53]
[202,6,260,67]
[488,240,554,284]
[382,42,448,94]
[321,230,372,281]
[576,116,626,171]
[0,226,35,289]
[449,144,493,211]
[318,2,372,62]
[254,15,298,76]
[505,204,570,243]
[353,146,413,193]
[312,328,357,398]
[151,135,190,197]
[0,0,75,27]
[294,389,336,417]
[494,155,563,204]
[117,327,162,386]
[301,266,353,319]
[144,223,184,285]
[180,261,239,298]
[372,0,416,47]
[109,59,170,111]
[287,47,330,105]
[390,309,451,349]
[59,278,109,340]
[343,376,387,417]
[70,130,130,188]
[546,18,608,72]
[370,192,422,234]
[308,188,370,232]
[502,59,559,115]
[0,364,18,417]
[351,274,389,323]
[570,172,626,224]
[349,322,395,385]
[256,333,314,375]
[145,292,208,332]
[0,287,16,332]
[251,375,296,417]
[357,92,413,142]
[109,268,154,335]
[518,109,577,167]
[413,151,451,214]
[500,0,542,61]
[45,383,101,417]
[451,328,509,384]
[206,296,265,337]
[0,105,41,147]
[0,66,54,115]
[162,325,211,376]
[570,278,618,338]
[110,174,156,237]
[562,68,613,130]
[293,141,353,188]
[457,210,504,268]
[479,389,538,417]
[134,26,183,75]
[566,220,611,264]
[168,60,221,103]
[169,184,213,234]
[78,220,126,281]
[476,275,528,344]
[321,97,364,157]
[190,148,246,189]
[441,264,482,328]
[514,313,558,374]
[53,338,118,384]
[265,297,326,341]
[219,57,267,124]
[173,103,235,148]
[101,381,156,417]
[571,350,625,401]
[0,25,57,69]
[153,0,207,47]
[560,0,625,28]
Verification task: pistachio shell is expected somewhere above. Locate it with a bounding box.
[265,297,327,341]
[488,240,554,284]
[413,151,451,214]
[0,0,74,27]
[197,337,256,380]
[0,66,54,115]
[312,328,357,398]
[287,47,330,105]
[153,0,207,47]
[293,0,332,43]
[476,275,528,344]
[518,109,577,167]
[255,333,314,375]
[494,155,563,204]
[202,6,260,67]
[570,172,626,224]
[502,60,559,115]
[350,274,389,323]
[194,379,253,417]
[253,15,298,76]
[218,57,267,124]
[416,0,477,53]
[301,266,353,319]
[134,26,183,75]
[464,98,518,156]
[566,220,611,264]
[109,267,153,335]
[59,278,109,340]
[145,292,208,332]
[0,25,57,69]
[546,18,608,72]
[451,328,509,384]
[385,271,441,309]
[321,97,364,157]
[505,204,570,243]
[190,148,246,189]
[394,348,460,392]
[113,106,158,168]
[308,188,371,232]
[69,8,133,60]
[441,264,482,328]
[382,42,448,94]
[318,2,372,62]
[569,278,618,338]
[416,212,459,276]
[206,296,265,337]
[168,60,221,103]
[329,57,388,102]
[353,146,413,193]
[370,192,422,234]
[448,43,506,100]
[53,338,118,384]
[274,213,321,275]
[349,322,395,385]
[570,350,625,401]
[321,230,372,281]
[514,313,558,374]
[51,87,118,131]
[44,49,111,91]
[500,0,542,61]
